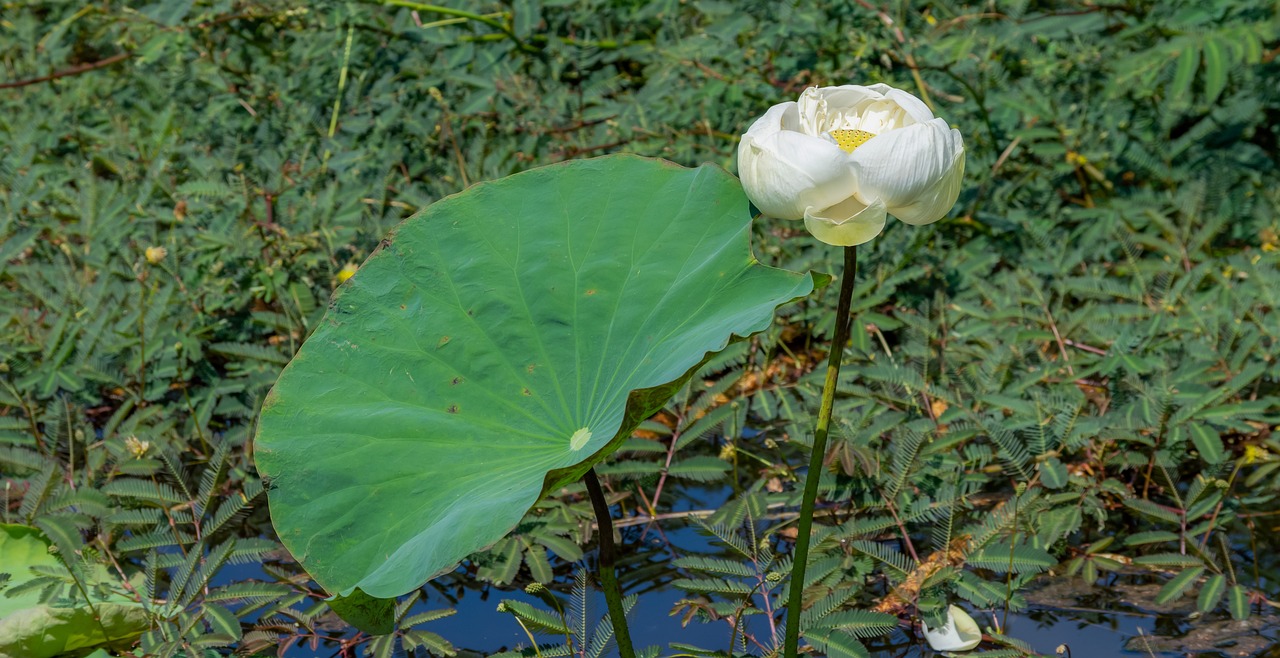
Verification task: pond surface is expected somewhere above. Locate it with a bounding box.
[228,481,1278,657]
[421,527,1280,658]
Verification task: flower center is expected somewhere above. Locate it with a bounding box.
[830,129,875,153]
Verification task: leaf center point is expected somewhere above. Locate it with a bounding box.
[569,427,592,451]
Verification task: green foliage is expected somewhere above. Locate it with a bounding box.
[669,495,786,647]
[2,0,1278,654]
[494,571,652,658]
[358,591,457,658]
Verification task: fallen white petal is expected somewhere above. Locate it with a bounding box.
[922,605,983,652]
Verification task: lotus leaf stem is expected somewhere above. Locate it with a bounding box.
[584,468,636,658]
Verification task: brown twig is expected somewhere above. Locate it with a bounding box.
[632,485,681,559]
[98,537,145,604]
[197,11,266,29]
[637,423,683,545]
[428,88,471,187]
[1043,304,1075,377]
[647,424,682,517]
[854,0,934,110]
[1197,461,1243,552]
[687,60,728,81]
[882,493,921,563]
[0,52,131,90]
[1064,338,1108,356]
[991,135,1022,176]
[937,11,1007,29]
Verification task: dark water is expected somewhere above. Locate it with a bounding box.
[425,576,1158,656]
[216,480,1279,657]
[419,526,1279,658]
[413,526,1280,657]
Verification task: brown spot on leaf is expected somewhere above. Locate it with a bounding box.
[438,336,450,348]
[527,363,537,373]
[585,289,596,296]
[452,377,463,385]
[446,404,459,414]
[522,388,532,396]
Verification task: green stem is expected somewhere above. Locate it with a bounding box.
[784,245,858,658]
[584,468,636,658]
[375,0,538,53]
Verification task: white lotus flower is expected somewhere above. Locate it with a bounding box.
[921,605,983,652]
[737,84,965,246]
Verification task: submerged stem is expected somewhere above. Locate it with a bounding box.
[784,245,858,658]
[584,468,636,658]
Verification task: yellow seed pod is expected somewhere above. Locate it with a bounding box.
[830,129,875,154]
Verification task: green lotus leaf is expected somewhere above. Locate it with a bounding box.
[0,524,148,658]
[326,588,396,635]
[254,155,822,599]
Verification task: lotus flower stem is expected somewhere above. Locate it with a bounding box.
[584,468,636,658]
[784,245,857,658]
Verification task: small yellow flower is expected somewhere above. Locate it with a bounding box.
[144,246,167,265]
[124,435,150,459]
[1260,227,1278,250]
[337,263,359,283]
[1243,444,1268,464]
